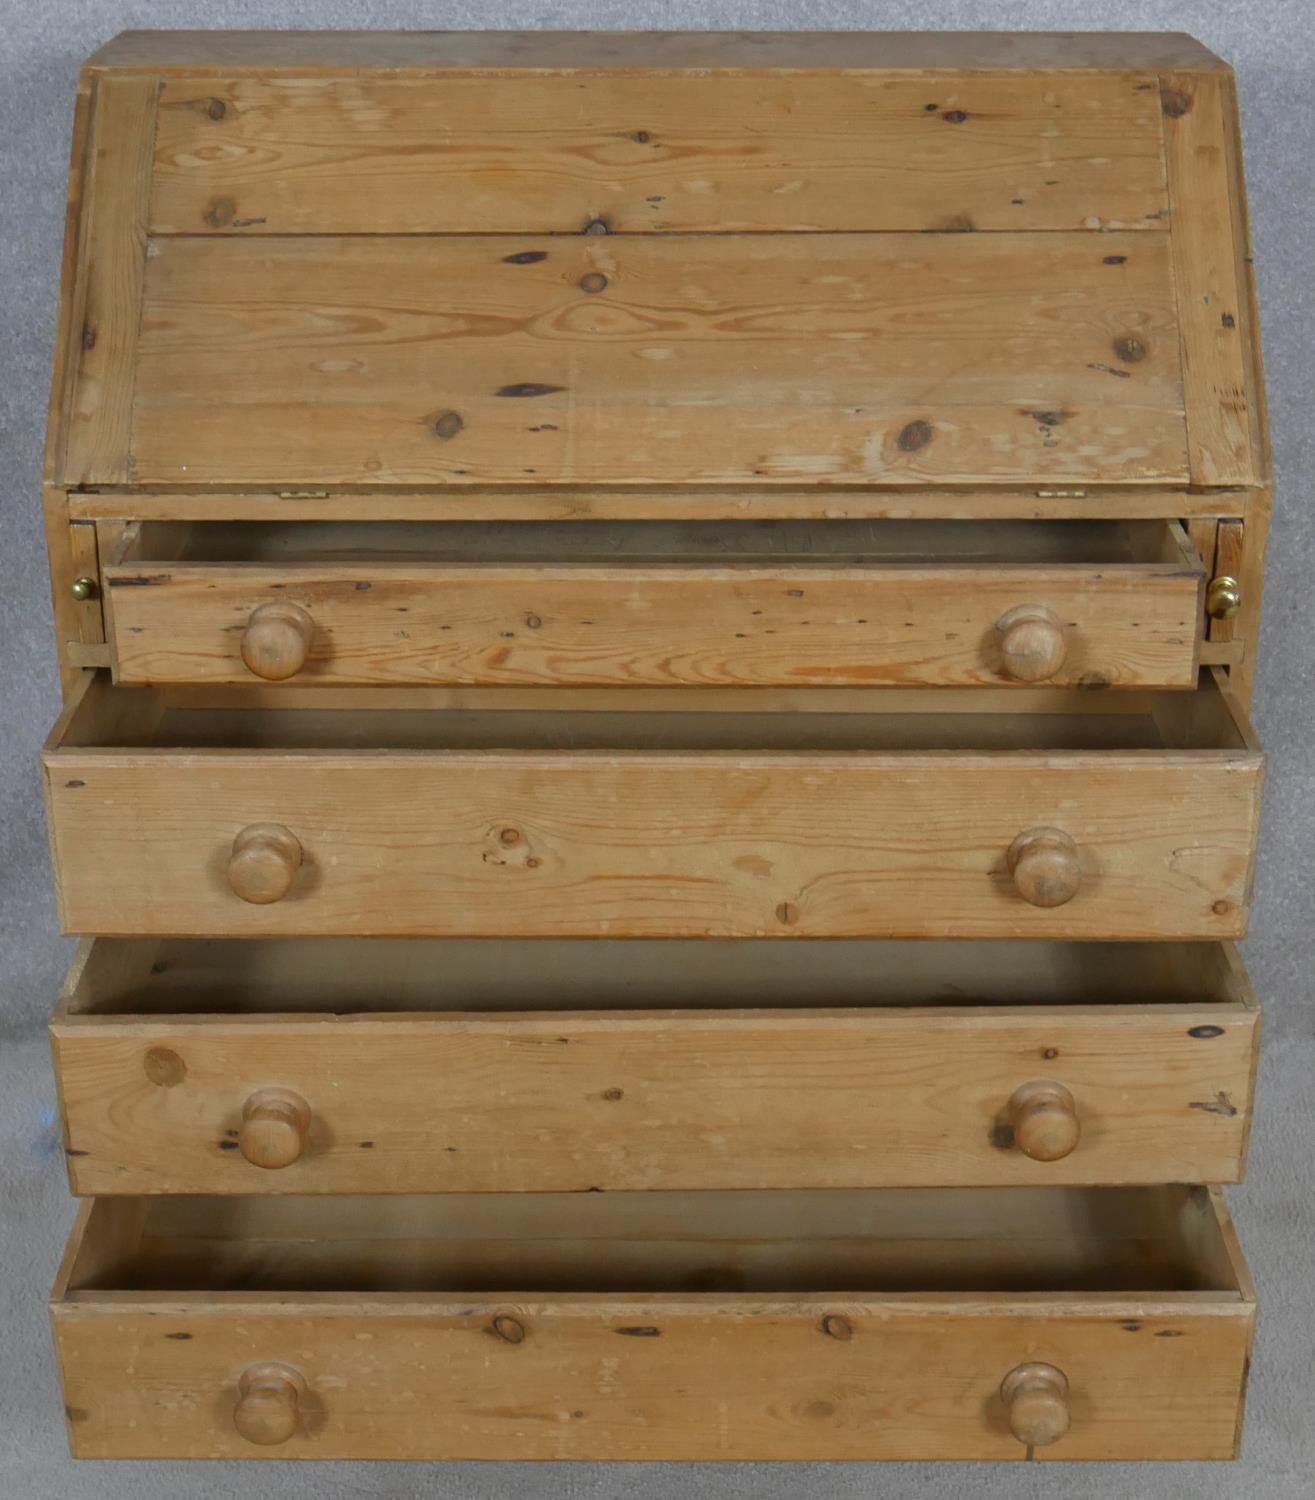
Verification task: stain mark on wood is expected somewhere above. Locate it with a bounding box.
[898,419,934,452]
[1188,1025,1226,1039]
[496,382,566,398]
[205,98,226,120]
[63,1148,89,1158]
[614,1326,661,1337]
[602,1087,624,1102]
[217,1139,239,1150]
[942,109,970,124]
[143,1047,186,1088]
[775,901,800,926]
[631,130,652,143]
[1155,1329,1186,1338]
[1113,334,1149,364]
[1103,254,1128,265]
[990,1122,1015,1151]
[1160,85,1193,118]
[164,1332,194,1340]
[202,195,236,228]
[1121,1320,1142,1332]
[359,1140,375,1149]
[579,271,609,294]
[1221,312,1236,328]
[502,250,548,264]
[431,410,464,440]
[81,324,97,351]
[65,779,85,789]
[1190,1092,1239,1117]
[1087,361,1132,379]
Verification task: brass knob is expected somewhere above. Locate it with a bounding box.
[1006,827,1082,908]
[234,1362,306,1446]
[1001,1362,1070,1448]
[1007,1080,1080,1161]
[239,1088,311,1169]
[995,604,1067,682]
[1206,575,1241,620]
[228,823,302,904]
[241,601,315,680]
[70,576,98,602]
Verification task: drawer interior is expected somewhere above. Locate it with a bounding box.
[61,936,1253,1017]
[54,668,1253,753]
[115,517,1198,569]
[60,1186,1247,1297]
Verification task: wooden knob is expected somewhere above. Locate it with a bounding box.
[1001,1362,1070,1448]
[234,1362,306,1446]
[241,601,314,680]
[239,1088,311,1169]
[995,604,1067,681]
[228,823,302,904]
[1007,1080,1080,1161]
[1006,827,1081,908]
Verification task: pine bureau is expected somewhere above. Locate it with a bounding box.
[40,30,1269,1463]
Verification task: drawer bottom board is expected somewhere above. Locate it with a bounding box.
[52,1185,1254,1461]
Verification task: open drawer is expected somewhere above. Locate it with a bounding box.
[51,1185,1255,1461]
[102,519,1205,690]
[43,670,1263,940]
[52,936,1260,1194]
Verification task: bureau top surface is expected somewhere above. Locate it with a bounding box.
[49,30,1267,494]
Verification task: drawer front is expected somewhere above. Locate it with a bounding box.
[45,747,1261,940]
[104,543,1204,691]
[51,1188,1255,1461]
[53,940,1259,1195]
[54,1299,1250,1462]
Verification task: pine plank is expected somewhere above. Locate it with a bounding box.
[149,71,1168,235]
[130,232,1188,488]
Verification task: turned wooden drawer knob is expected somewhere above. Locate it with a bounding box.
[995,604,1067,682]
[1006,827,1081,908]
[1008,1080,1080,1161]
[239,1088,311,1169]
[234,1362,307,1446]
[1001,1362,1070,1448]
[241,601,314,680]
[228,823,302,904]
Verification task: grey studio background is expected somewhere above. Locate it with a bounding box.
[2,1,1311,1496]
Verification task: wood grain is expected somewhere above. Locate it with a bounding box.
[1162,71,1266,487]
[43,678,1262,940]
[50,1184,1253,1461]
[60,73,159,487]
[149,72,1168,235]
[103,520,1204,689]
[130,232,1188,488]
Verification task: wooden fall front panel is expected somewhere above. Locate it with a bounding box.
[53,47,1267,496]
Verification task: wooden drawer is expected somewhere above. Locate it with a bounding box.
[51,1185,1254,1461]
[103,519,1204,690]
[44,670,1262,940]
[52,936,1259,1194]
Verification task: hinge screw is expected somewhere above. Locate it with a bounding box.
[70,576,98,602]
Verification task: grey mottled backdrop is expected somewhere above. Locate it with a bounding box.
[2,2,1311,1496]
